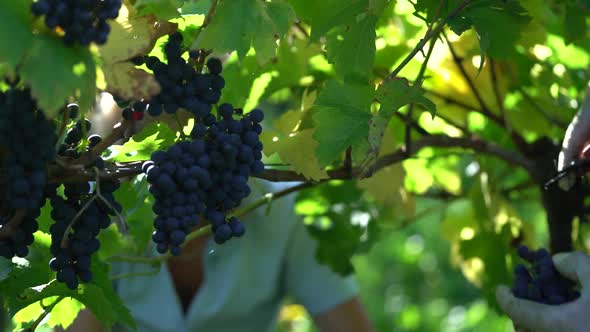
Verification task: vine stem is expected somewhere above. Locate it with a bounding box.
[405,27,440,154]
[192,0,220,48]
[388,0,472,79]
[28,296,64,332]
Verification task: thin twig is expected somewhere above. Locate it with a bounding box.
[28,296,64,332]
[109,182,316,265]
[71,121,131,167]
[49,133,534,184]
[406,31,439,154]
[489,59,517,141]
[518,87,569,129]
[389,0,472,79]
[442,32,529,152]
[91,167,128,233]
[60,196,97,248]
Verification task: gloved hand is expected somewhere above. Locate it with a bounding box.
[496,251,590,332]
[557,85,590,190]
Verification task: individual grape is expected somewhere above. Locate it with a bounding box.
[511,245,580,305]
[206,58,223,75]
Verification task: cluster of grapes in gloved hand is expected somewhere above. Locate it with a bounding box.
[512,245,580,305]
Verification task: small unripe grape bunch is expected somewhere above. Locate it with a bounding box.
[512,245,580,305]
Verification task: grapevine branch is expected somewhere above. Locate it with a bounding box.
[442,33,530,152]
[27,296,64,332]
[47,134,533,185]
[0,210,26,239]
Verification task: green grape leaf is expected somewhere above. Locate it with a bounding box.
[112,179,155,253]
[46,298,84,330]
[296,181,367,275]
[0,1,99,114]
[310,0,369,40]
[195,0,295,64]
[263,39,322,98]
[368,0,392,15]
[375,77,436,117]
[564,4,587,45]
[357,165,415,218]
[99,9,178,64]
[135,0,183,20]
[19,35,96,117]
[262,129,329,181]
[110,122,176,162]
[0,258,12,282]
[306,213,364,275]
[104,62,161,101]
[6,280,135,331]
[369,77,435,154]
[261,91,327,180]
[99,6,176,100]
[458,225,513,312]
[182,0,213,15]
[0,1,34,70]
[326,14,378,79]
[285,0,315,22]
[312,80,373,166]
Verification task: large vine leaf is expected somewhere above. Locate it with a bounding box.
[110,122,176,162]
[112,179,155,253]
[6,279,135,330]
[195,0,296,64]
[448,1,531,59]
[0,1,96,116]
[312,80,373,166]
[261,91,328,181]
[99,5,177,100]
[0,1,34,70]
[310,0,369,40]
[20,35,97,117]
[367,77,436,155]
[326,14,378,79]
[135,0,184,20]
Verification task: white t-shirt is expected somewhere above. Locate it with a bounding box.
[111,180,358,332]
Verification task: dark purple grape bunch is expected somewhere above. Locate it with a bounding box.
[143,104,265,251]
[49,194,112,290]
[141,32,224,117]
[197,105,264,244]
[512,245,580,305]
[142,141,208,255]
[0,212,39,259]
[0,86,57,211]
[31,0,122,46]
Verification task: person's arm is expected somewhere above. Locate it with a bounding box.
[54,309,104,332]
[312,297,376,332]
[557,84,590,190]
[496,251,590,332]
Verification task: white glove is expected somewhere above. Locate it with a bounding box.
[557,84,590,190]
[496,251,590,332]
